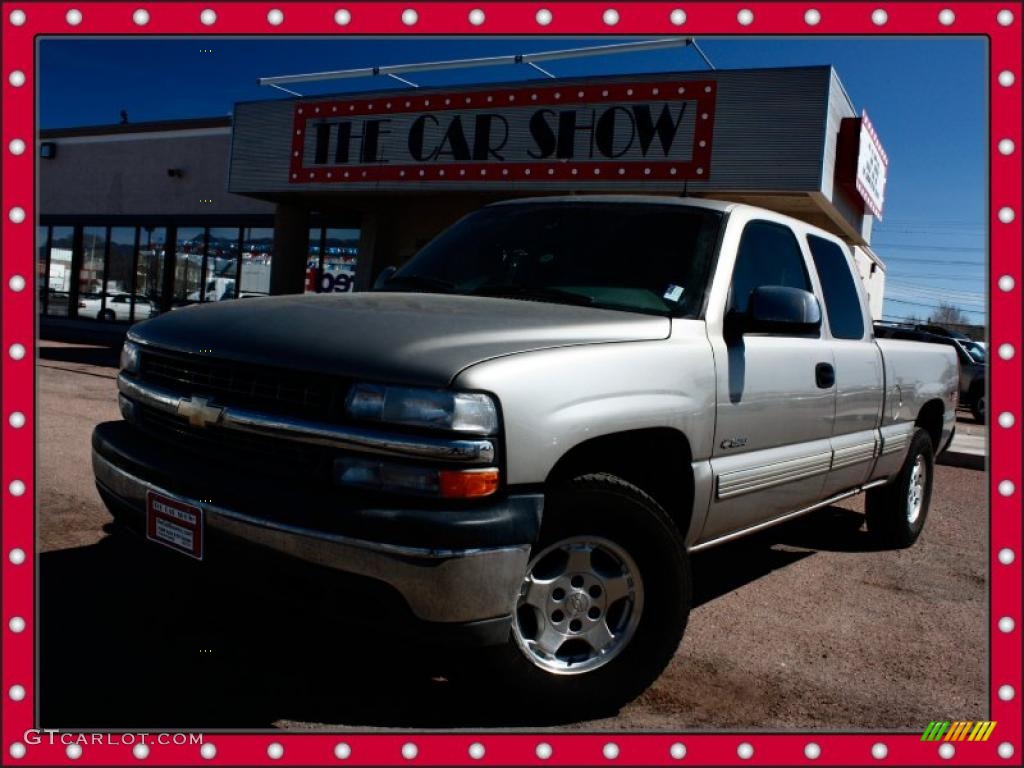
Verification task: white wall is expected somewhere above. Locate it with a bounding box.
[852,246,885,320]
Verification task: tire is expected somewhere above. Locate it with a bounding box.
[971,392,986,424]
[99,309,115,322]
[484,473,691,719]
[865,428,934,548]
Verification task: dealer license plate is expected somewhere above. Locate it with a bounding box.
[146,490,204,560]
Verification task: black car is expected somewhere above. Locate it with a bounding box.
[874,322,986,423]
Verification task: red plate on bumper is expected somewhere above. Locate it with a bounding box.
[146,491,204,560]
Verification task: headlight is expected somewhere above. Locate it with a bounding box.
[346,383,498,434]
[120,341,140,374]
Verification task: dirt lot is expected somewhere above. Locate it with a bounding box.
[37,340,987,731]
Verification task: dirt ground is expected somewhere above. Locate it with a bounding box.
[36,340,987,732]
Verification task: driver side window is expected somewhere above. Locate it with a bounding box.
[728,220,812,315]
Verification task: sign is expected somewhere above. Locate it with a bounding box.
[306,268,355,293]
[146,491,204,560]
[288,79,716,185]
[838,111,888,220]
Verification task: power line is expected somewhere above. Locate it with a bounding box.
[884,297,985,313]
[872,244,985,253]
[876,257,983,267]
[887,286,985,302]
[886,280,985,299]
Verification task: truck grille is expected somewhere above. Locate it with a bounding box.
[138,348,340,421]
[135,403,330,480]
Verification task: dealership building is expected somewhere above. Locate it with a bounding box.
[38,63,887,326]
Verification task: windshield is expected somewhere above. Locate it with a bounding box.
[959,340,986,363]
[380,202,724,317]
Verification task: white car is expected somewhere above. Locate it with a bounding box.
[79,293,156,322]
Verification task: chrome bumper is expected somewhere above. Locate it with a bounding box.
[93,451,530,624]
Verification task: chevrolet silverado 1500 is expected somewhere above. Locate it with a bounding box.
[93,196,958,711]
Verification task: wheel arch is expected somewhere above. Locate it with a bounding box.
[545,428,696,541]
[915,398,945,452]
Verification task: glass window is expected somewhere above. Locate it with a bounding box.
[45,226,75,317]
[728,220,811,315]
[239,227,273,297]
[203,227,241,301]
[135,227,166,319]
[305,226,322,293]
[37,226,50,314]
[78,227,108,319]
[173,227,205,307]
[320,228,359,293]
[104,227,137,322]
[961,340,986,364]
[807,235,865,340]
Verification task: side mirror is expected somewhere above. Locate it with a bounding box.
[745,286,821,335]
[372,266,398,290]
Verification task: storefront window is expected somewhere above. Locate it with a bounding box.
[103,227,137,322]
[37,226,50,313]
[239,227,273,296]
[202,227,241,301]
[306,226,360,294]
[305,226,322,293]
[45,226,74,317]
[78,226,108,319]
[173,227,205,306]
[321,228,359,293]
[135,227,165,319]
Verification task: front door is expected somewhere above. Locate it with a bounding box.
[701,218,836,542]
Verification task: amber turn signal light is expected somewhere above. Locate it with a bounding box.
[439,468,500,498]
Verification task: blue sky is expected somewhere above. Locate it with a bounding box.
[39,37,987,323]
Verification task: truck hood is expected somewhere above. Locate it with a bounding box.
[129,292,670,386]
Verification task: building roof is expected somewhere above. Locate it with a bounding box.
[39,116,231,139]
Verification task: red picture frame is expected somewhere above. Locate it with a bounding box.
[2,3,1020,766]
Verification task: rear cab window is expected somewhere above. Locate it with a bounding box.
[806,235,866,340]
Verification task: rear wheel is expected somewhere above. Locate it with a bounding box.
[487,473,691,718]
[865,428,934,548]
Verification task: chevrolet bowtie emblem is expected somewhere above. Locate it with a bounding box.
[176,396,224,429]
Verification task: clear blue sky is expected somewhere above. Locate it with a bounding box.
[39,37,987,324]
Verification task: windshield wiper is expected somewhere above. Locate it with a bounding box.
[382,274,456,293]
[468,285,595,307]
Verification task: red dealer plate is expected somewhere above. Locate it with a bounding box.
[146,490,204,560]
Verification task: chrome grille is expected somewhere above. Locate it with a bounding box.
[138,348,339,421]
[135,403,329,479]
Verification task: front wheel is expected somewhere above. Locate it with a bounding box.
[865,428,934,548]
[971,393,986,424]
[486,473,691,718]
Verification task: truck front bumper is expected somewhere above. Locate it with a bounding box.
[92,421,541,644]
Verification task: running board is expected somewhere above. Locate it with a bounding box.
[688,477,890,553]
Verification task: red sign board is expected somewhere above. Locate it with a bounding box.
[837,110,888,220]
[288,79,717,185]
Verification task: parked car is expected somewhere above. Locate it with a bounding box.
[94,197,957,714]
[79,293,156,322]
[187,277,237,303]
[874,322,986,423]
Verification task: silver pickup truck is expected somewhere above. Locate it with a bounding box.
[93,196,957,712]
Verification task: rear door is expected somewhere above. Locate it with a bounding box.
[702,217,836,542]
[804,235,885,497]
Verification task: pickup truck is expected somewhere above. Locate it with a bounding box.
[93,196,958,713]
